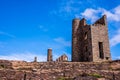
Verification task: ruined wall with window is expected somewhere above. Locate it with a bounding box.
[72,15,111,62]
[91,15,111,62]
[56,54,68,62]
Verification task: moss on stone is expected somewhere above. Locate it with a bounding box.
[89,73,103,78]
[57,77,73,80]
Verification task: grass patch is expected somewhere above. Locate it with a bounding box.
[58,77,65,80]
[57,77,73,80]
[108,67,113,70]
[89,73,103,78]
[17,67,32,71]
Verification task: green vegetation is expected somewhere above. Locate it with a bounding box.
[89,73,103,78]
[108,67,113,70]
[17,67,32,71]
[58,77,65,80]
[57,77,73,80]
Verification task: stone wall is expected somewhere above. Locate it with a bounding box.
[0,60,12,69]
[0,60,120,80]
[0,68,120,80]
[56,54,68,62]
[72,18,80,62]
[11,61,110,70]
[91,15,111,62]
[10,60,120,71]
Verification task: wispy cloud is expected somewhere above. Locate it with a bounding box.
[0,52,47,62]
[0,31,15,38]
[58,0,80,13]
[110,29,120,47]
[43,37,71,61]
[117,56,120,59]
[0,51,71,62]
[50,0,82,18]
[0,37,71,62]
[80,5,120,22]
[54,37,71,47]
[50,0,120,23]
[80,8,101,22]
[113,56,120,60]
[38,25,48,32]
[103,5,120,22]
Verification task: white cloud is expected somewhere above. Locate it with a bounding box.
[0,52,47,62]
[60,0,80,13]
[117,56,120,59]
[102,6,120,22]
[54,37,71,47]
[0,31,15,38]
[80,5,120,22]
[110,29,120,47]
[0,50,70,62]
[80,8,101,22]
[50,0,120,22]
[113,56,120,60]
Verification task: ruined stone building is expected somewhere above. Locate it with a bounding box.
[72,15,111,62]
[56,54,68,62]
[47,48,68,62]
[47,48,53,61]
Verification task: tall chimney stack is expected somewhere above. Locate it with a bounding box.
[47,48,53,61]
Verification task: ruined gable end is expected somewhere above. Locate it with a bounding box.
[94,15,107,25]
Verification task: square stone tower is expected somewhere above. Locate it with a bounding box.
[72,15,111,62]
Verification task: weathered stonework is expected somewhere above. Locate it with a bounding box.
[47,48,53,62]
[72,15,111,62]
[0,60,120,80]
[0,60,12,69]
[56,54,68,62]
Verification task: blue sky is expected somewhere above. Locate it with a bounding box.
[0,0,120,61]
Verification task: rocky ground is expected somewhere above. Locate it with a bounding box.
[0,60,120,80]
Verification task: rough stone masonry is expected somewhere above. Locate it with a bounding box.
[72,15,111,62]
[0,60,120,80]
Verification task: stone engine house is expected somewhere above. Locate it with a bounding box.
[72,15,111,62]
[56,54,68,62]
